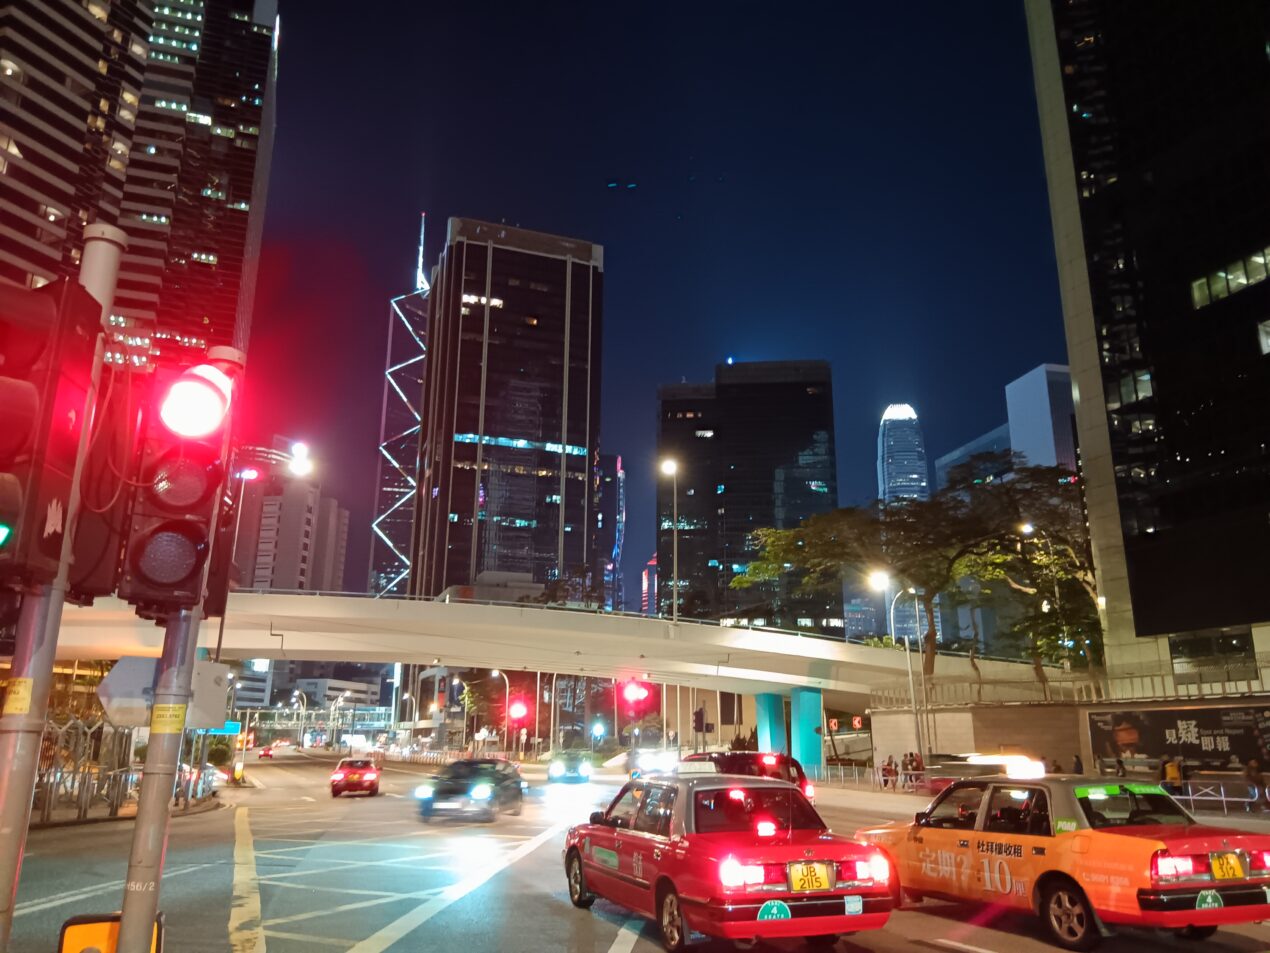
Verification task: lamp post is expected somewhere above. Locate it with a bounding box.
[869,571,924,757]
[291,690,307,747]
[1020,522,1068,645]
[402,693,419,742]
[660,459,679,624]
[491,670,510,752]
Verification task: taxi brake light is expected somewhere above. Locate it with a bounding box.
[762,755,778,766]
[756,821,776,837]
[1152,850,1208,881]
[330,771,345,781]
[804,782,815,799]
[1253,849,1270,873]
[728,788,747,801]
[719,857,764,887]
[854,854,890,884]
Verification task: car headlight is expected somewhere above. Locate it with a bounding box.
[579,761,593,777]
[470,783,493,800]
[414,784,433,799]
[549,761,565,777]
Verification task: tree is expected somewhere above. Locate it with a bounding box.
[738,493,994,676]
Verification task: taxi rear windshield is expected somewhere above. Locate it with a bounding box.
[341,760,373,769]
[1074,786,1190,829]
[694,787,822,834]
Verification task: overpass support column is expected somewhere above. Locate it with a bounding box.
[790,687,824,780]
[755,693,786,754]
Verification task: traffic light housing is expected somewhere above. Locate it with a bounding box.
[693,707,705,733]
[0,279,101,585]
[117,360,236,613]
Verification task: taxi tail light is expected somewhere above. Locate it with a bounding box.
[330,771,345,781]
[762,863,787,885]
[853,854,891,884]
[1151,850,1209,882]
[719,857,764,888]
[762,755,778,766]
[1251,850,1270,874]
[804,782,816,799]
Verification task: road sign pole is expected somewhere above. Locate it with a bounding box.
[0,224,125,950]
[117,608,201,953]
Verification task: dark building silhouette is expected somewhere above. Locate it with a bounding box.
[409,218,603,597]
[656,360,842,635]
[1026,1,1270,667]
[595,453,625,611]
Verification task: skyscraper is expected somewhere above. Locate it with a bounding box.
[1005,364,1076,472]
[370,215,428,596]
[1026,1,1270,670]
[595,453,625,611]
[876,403,940,642]
[236,473,349,592]
[0,0,279,363]
[409,218,603,597]
[640,553,658,616]
[656,361,842,634]
[876,404,930,502]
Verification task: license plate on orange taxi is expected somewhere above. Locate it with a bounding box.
[789,862,831,892]
[1211,853,1244,880]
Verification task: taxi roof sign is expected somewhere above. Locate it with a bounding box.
[675,761,719,775]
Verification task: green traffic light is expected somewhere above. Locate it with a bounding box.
[0,523,11,547]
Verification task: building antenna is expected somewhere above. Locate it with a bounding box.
[415,212,429,293]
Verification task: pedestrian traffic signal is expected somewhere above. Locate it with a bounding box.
[0,279,101,584]
[508,700,528,721]
[622,681,650,704]
[117,355,240,613]
[693,707,705,733]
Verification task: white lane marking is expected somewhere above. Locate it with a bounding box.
[263,887,444,927]
[384,793,403,799]
[344,821,569,953]
[299,796,316,802]
[933,940,999,953]
[247,774,267,789]
[261,928,350,947]
[229,806,265,952]
[14,864,212,916]
[606,918,645,953]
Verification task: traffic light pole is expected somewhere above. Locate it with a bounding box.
[0,224,126,951]
[117,608,201,953]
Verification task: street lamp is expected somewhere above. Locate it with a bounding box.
[291,690,307,747]
[660,458,679,624]
[1019,522,1071,654]
[869,571,924,756]
[491,670,510,751]
[402,692,419,732]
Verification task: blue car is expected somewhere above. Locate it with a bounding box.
[415,759,525,822]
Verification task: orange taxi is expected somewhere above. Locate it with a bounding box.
[858,775,1270,950]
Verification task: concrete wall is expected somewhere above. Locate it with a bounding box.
[871,703,1082,765]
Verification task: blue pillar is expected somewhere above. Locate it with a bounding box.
[754,693,786,754]
[790,687,824,780]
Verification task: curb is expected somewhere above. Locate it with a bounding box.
[30,796,228,830]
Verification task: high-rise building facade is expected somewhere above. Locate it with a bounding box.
[0,0,278,363]
[934,423,1011,490]
[1005,363,1076,472]
[1026,1,1270,670]
[236,473,348,592]
[640,553,658,616]
[595,453,625,611]
[370,216,429,596]
[876,403,941,642]
[656,361,842,634]
[409,219,603,597]
[877,404,930,502]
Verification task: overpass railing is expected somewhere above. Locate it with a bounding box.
[227,587,1032,666]
[870,652,1270,708]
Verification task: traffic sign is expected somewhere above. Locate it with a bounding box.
[829,718,839,732]
[519,727,527,740]
[204,719,241,736]
[96,657,230,727]
[851,715,864,730]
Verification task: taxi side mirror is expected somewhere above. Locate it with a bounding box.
[914,811,930,826]
[590,811,607,826]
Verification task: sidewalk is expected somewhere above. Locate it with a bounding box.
[31,793,222,829]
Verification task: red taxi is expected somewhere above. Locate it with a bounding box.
[330,758,379,797]
[564,774,891,951]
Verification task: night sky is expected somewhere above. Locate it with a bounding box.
[245,2,1065,597]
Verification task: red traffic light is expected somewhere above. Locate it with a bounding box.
[508,701,528,720]
[623,682,649,703]
[159,363,233,438]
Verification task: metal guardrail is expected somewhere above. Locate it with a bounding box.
[1171,779,1264,816]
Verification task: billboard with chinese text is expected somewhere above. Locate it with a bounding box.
[1088,705,1270,769]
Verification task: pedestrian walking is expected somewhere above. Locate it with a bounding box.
[1243,759,1266,813]
[1114,757,1126,777]
[1072,754,1084,775]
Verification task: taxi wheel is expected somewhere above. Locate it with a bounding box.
[658,885,687,952]
[1040,879,1100,951]
[510,795,523,816]
[565,850,595,909]
[1175,926,1218,940]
